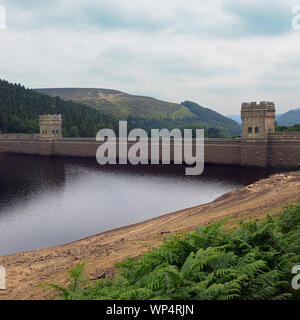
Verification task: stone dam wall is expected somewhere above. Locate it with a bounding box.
[0,134,300,168]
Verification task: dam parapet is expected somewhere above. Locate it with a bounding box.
[0,105,300,168]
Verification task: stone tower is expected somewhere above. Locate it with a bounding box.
[241,101,275,139]
[39,114,62,139]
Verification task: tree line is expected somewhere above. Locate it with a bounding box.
[0,79,121,137]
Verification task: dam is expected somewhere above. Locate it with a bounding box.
[0,102,300,168]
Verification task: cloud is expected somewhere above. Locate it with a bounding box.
[223,0,295,36]
[0,0,299,114]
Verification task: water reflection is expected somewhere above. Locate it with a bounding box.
[0,154,65,211]
[0,153,280,256]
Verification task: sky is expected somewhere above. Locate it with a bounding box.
[0,0,300,115]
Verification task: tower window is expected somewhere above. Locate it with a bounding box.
[255,127,259,133]
[248,127,252,134]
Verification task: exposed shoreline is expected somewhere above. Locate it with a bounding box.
[0,171,300,300]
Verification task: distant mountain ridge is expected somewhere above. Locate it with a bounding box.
[36,88,241,136]
[180,101,241,136]
[227,108,300,126]
[276,108,300,126]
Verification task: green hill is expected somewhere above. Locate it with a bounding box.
[0,80,241,138]
[36,88,241,136]
[0,80,120,137]
[276,108,300,126]
[36,88,196,120]
[180,101,242,137]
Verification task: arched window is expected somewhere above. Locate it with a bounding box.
[255,127,259,133]
[248,127,252,134]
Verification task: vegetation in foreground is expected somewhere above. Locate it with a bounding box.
[46,205,300,300]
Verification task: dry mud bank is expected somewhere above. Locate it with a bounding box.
[1,171,300,300]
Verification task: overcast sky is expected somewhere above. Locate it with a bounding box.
[0,0,300,115]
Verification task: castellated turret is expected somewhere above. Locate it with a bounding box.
[241,101,275,139]
[39,114,62,139]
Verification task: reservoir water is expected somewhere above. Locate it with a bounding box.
[0,153,279,256]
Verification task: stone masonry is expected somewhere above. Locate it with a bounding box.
[0,106,300,168]
[241,101,275,139]
[39,114,62,140]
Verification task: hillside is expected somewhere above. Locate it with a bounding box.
[0,80,241,137]
[276,108,300,126]
[0,80,119,137]
[226,115,242,124]
[36,88,196,120]
[180,101,242,137]
[36,88,241,136]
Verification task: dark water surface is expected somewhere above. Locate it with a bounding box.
[0,153,280,256]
